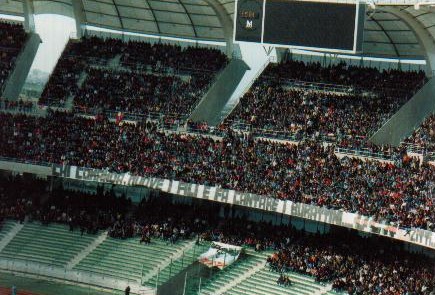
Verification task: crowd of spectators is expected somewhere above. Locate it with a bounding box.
[0,111,433,231]
[268,233,434,294]
[0,22,27,92]
[1,174,433,295]
[119,41,227,73]
[225,58,428,153]
[108,196,215,243]
[404,114,435,153]
[225,80,409,144]
[74,68,211,119]
[0,22,27,48]
[264,60,426,93]
[0,174,44,224]
[0,99,33,112]
[60,36,227,72]
[200,217,300,251]
[44,186,130,235]
[39,36,227,116]
[39,54,86,106]
[0,174,130,235]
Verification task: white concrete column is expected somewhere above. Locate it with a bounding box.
[72,0,86,39]
[23,0,35,33]
[203,0,234,58]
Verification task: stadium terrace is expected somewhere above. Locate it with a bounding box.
[0,1,434,294]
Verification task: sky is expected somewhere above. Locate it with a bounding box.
[30,14,76,74]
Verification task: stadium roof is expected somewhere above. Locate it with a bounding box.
[0,0,434,60]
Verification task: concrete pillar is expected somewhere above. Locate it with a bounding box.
[275,48,288,63]
[203,0,234,58]
[23,0,35,33]
[72,0,86,39]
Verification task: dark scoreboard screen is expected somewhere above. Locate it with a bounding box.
[235,0,365,53]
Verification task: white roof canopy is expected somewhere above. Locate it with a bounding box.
[0,0,434,60]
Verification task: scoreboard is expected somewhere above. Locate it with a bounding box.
[234,0,366,54]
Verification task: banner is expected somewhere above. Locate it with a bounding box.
[4,162,427,250]
[199,242,242,269]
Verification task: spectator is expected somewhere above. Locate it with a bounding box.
[0,22,27,92]
[39,35,227,114]
[0,111,433,230]
[404,114,435,153]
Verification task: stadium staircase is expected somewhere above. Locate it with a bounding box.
[73,236,197,284]
[370,77,435,146]
[0,221,23,252]
[108,54,122,68]
[198,249,266,295]
[0,222,338,295]
[66,231,108,269]
[194,248,330,295]
[76,71,88,88]
[145,241,208,288]
[2,33,41,101]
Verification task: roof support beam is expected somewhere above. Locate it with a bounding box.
[111,0,124,30]
[178,0,197,38]
[144,0,161,34]
[380,7,435,77]
[72,0,86,38]
[370,17,401,57]
[203,0,234,57]
[23,0,35,33]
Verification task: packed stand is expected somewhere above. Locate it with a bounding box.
[74,68,211,119]
[264,60,426,94]
[39,37,124,107]
[268,233,434,294]
[404,114,435,153]
[223,61,426,153]
[120,41,227,72]
[0,174,44,224]
[39,54,86,106]
[43,186,130,235]
[39,35,227,117]
[225,81,409,143]
[0,98,34,112]
[108,196,217,243]
[0,111,433,231]
[0,21,27,92]
[1,176,433,295]
[0,174,130,234]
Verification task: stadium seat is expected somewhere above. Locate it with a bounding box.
[0,220,17,241]
[74,237,194,283]
[0,222,97,267]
